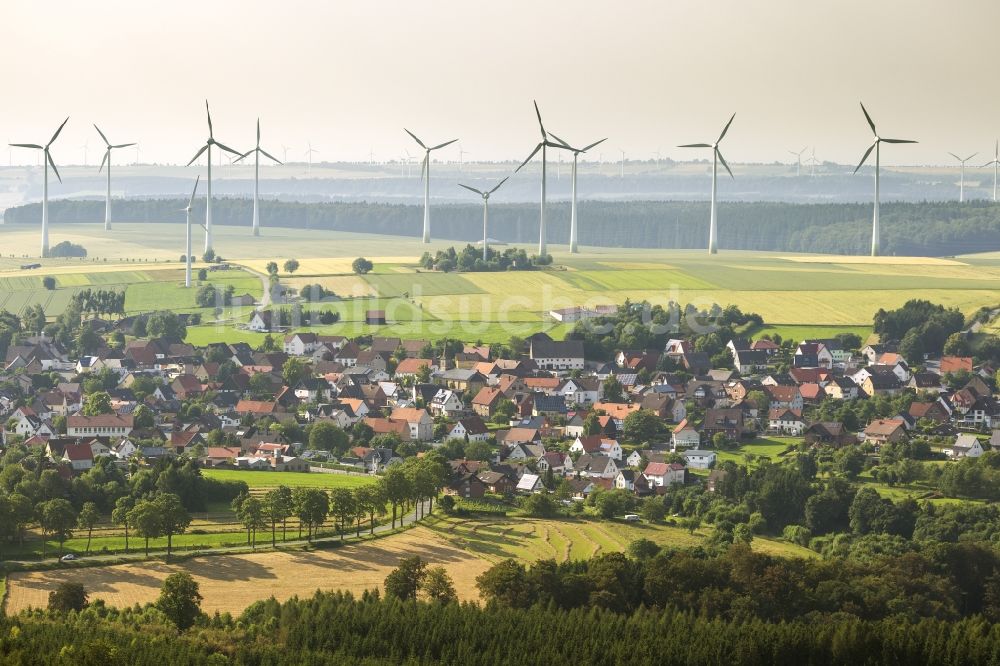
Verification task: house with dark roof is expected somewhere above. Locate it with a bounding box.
[529,339,585,371]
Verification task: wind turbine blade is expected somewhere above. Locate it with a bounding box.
[948,152,961,161]
[259,149,281,164]
[214,142,242,156]
[547,132,571,148]
[581,138,607,153]
[515,143,543,173]
[430,139,458,150]
[853,142,876,173]
[458,183,484,196]
[533,100,546,138]
[98,150,109,173]
[489,176,509,194]
[716,149,734,179]
[880,138,917,144]
[256,119,261,145]
[420,154,428,182]
[233,150,251,164]
[10,143,43,149]
[113,143,136,149]
[188,175,200,209]
[93,124,110,147]
[404,129,427,149]
[678,143,712,148]
[48,117,69,147]
[205,100,213,138]
[186,144,209,167]
[965,153,978,162]
[717,113,736,143]
[859,102,876,136]
[47,151,62,183]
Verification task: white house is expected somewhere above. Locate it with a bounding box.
[682,449,717,469]
[388,408,434,441]
[247,311,273,333]
[284,333,320,356]
[642,461,685,487]
[447,417,490,442]
[66,414,134,438]
[671,420,700,450]
[950,433,985,459]
[768,408,806,436]
[626,449,645,468]
[570,435,623,461]
[558,378,600,405]
[574,453,619,479]
[529,340,585,372]
[429,389,464,417]
[516,473,543,493]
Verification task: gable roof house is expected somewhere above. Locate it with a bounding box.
[529,339,585,372]
[768,408,806,435]
[574,453,620,479]
[388,407,434,441]
[950,433,985,459]
[701,408,747,441]
[864,419,907,446]
[471,386,504,418]
[643,461,685,487]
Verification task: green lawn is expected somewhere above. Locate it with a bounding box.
[715,437,800,465]
[3,223,1000,340]
[202,468,377,489]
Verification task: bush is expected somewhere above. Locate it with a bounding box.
[42,276,56,290]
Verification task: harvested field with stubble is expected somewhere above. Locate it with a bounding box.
[5,526,490,614]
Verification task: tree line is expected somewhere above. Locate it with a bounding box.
[10,198,1000,255]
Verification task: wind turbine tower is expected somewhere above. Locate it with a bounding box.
[235,119,282,236]
[405,128,458,243]
[788,147,807,176]
[949,151,978,203]
[183,176,200,288]
[549,132,605,253]
[679,113,736,255]
[458,177,509,261]
[514,101,568,257]
[982,141,999,202]
[94,125,136,231]
[185,101,242,254]
[10,117,69,257]
[852,102,916,256]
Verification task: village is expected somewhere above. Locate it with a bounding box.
[2,303,997,514]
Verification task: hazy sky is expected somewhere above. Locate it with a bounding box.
[4,0,999,167]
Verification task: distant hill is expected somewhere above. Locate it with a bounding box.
[6,198,1000,256]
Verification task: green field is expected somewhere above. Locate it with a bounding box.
[201,468,377,489]
[425,515,815,563]
[2,222,998,343]
[714,437,801,465]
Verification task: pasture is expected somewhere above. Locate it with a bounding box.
[2,222,999,343]
[4,513,815,614]
[201,468,376,489]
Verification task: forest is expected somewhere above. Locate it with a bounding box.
[7,544,1000,665]
[8,198,1000,255]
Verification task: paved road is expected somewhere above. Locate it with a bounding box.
[4,500,433,569]
[241,266,273,310]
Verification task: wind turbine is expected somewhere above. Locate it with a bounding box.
[404,128,458,243]
[981,140,999,202]
[10,117,69,257]
[182,176,201,288]
[806,147,820,176]
[619,149,625,179]
[788,146,807,176]
[948,151,978,203]
[94,125,136,232]
[514,101,568,257]
[281,144,290,162]
[185,101,241,254]
[853,102,917,256]
[458,176,509,261]
[679,113,736,255]
[458,145,472,171]
[304,142,319,172]
[548,132,605,253]
[235,119,282,237]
